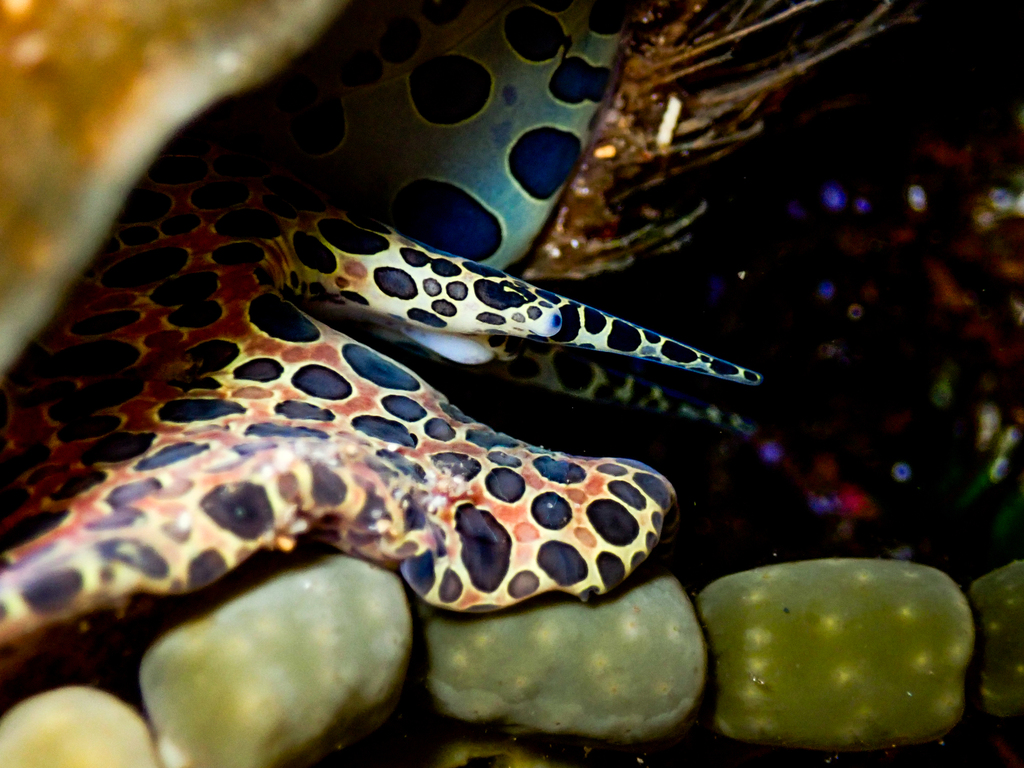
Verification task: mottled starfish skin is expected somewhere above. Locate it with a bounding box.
[0,145,680,643]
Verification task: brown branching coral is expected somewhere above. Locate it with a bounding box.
[525,0,920,280]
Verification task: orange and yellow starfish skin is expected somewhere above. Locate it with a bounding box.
[0,144,679,643]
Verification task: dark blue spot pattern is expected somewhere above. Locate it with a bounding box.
[549,57,610,104]
[393,180,501,261]
[509,127,581,200]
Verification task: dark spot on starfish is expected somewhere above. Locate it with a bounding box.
[455,505,511,592]
[213,154,269,177]
[531,491,572,530]
[249,294,320,342]
[374,267,417,299]
[264,176,326,212]
[310,463,347,506]
[148,155,208,184]
[290,98,346,155]
[509,127,581,199]
[486,451,521,468]
[393,180,500,261]
[49,379,143,423]
[608,480,646,511]
[51,471,107,501]
[158,399,246,422]
[342,344,419,391]
[275,401,334,421]
[424,418,455,441]
[380,17,420,62]
[634,472,673,511]
[382,395,427,422]
[82,432,155,464]
[485,467,525,503]
[537,541,587,586]
[507,570,539,599]
[596,551,626,589]
[119,226,158,246]
[234,358,284,382]
[168,301,222,328]
[161,214,201,236]
[244,423,329,440]
[212,242,265,265]
[589,0,625,33]
[352,416,417,447]
[102,247,188,288]
[504,7,566,61]
[400,551,435,596]
[533,455,586,484]
[586,498,639,546]
[431,452,481,480]
[275,73,318,113]
[549,56,610,103]
[97,539,170,579]
[338,49,381,86]
[410,55,490,124]
[191,181,249,210]
[293,232,337,273]
[188,549,229,589]
[58,416,121,442]
[201,482,274,540]
[22,569,83,612]
[150,272,218,306]
[319,219,389,255]
[438,569,463,603]
[135,442,209,471]
[0,509,67,552]
[214,209,280,239]
[291,365,352,400]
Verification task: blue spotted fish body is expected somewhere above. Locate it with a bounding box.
[206,0,625,268]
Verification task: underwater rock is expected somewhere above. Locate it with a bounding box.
[140,555,411,768]
[340,712,589,768]
[969,559,1024,717]
[420,567,706,746]
[0,686,160,768]
[697,558,974,750]
[0,0,351,375]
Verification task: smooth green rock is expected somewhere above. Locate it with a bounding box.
[340,714,588,768]
[421,568,706,746]
[697,558,974,750]
[0,686,160,768]
[969,559,1024,716]
[141,555,411,768]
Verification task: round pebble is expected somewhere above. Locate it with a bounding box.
[969,559,1024,716]
[141,555,411,768]
[421,567,706,746]
[697,558,974,750]
[0,686,160,768]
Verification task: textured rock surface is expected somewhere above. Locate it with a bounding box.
[421,567,705,746]
[0,686,160,768]
[697,558,974,750]
[339,714,588,768]
[969,559,1024,717]
[0,0,350,375]
[140,554,411,768]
